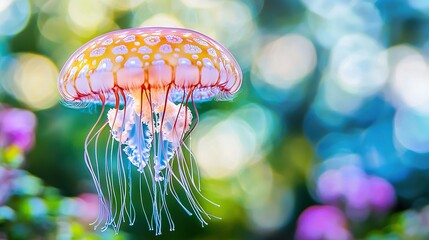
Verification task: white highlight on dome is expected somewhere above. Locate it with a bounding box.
[96,58,113,71]
[115,56,124,63]
[152,59,165,65]
[203,58,214,67]
[178,58,191,65]
[124,57,143,68]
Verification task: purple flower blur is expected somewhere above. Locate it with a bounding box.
[368,176,396,212]
[0,167,17,206]
[295,205,352,240]
[317,165,396,220]
[0,107,37,205]
[0,107,36,151]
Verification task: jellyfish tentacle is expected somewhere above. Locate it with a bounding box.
[159,91,194,217]
[93,119,112,229]
[142,89,160,231]
[84,94,113,231]
[182,88,199,142]
[189,94,202,190]
[94,86,218,234]
[172,89,204,194]
[155,86,172,181]
[164,94,212,226]
[158,88,177,231]
[104,131,117,227]
[138,172,153,230]
[115,91,128,232]
[93,85,220,234]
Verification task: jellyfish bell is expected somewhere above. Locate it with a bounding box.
[57,27,242,234]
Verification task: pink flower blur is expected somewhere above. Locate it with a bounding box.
[295,205,352,240]
[75,193,99,225]
[0,107,36,151]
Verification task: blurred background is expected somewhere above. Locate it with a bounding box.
[1,0,429,239]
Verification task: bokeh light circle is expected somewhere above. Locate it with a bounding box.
[193,112,257,179]
[253,34,317,90]
[8,53,59,110]
[395,107,429,153]
[0,0,30,36]
[392,53,429,114]
[140,13,184,28]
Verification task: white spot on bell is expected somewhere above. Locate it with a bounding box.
[112,45,128,55]
[159,44,172,53]
[138,46,152,54]
[124,35,136,43]
[192,54,199,59]
[194,38,209,46]
[165,35,183,44]
[184,44,202,54]
[207,48,217,57]
[102,38,113,46]
[90,47,106,57]
[144,36,160,46]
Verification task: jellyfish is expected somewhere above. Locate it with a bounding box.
[57,27,242,234]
